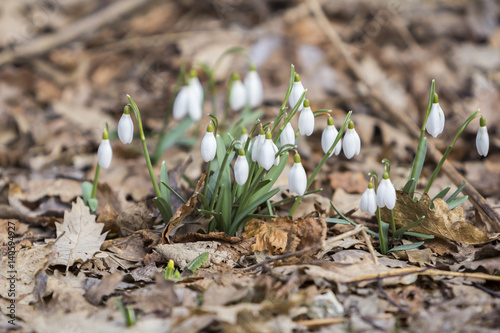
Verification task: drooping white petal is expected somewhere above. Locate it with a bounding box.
[188,85,203,121]
[189,76,204,107]
[426,103,445,138]
[321,125,341,157]
[97,139,113,169]
[244,70,263,108]
[234,155,249,185]
[230,80,247,111]
[299,106,315,136]
[343,128,361,159]
[173,86,189,120]
[288,162,307,195]
[201,132,217,162]
[280,122,295,146]
[360,187,377,214]
[289,81,305,112]
[272,141,280,166]
[476,126,489,157]
[258,139,275,170]
[251,133,266,162]
[376,178,396,209]
[240,132,249,145]
[118,113,134,144]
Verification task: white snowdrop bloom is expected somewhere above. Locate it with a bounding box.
[240,128,249,146]
[289,73,305,112]
[288,153,307,195]
[360,183,377,214]
[251,128,266,162]
[97,129,113,169]
[299,99,315,136]
[272,141,280,166]
[258,132,275,170]
[230,77,247,111]
[476,116,489,157]
[376,173,396,210]
[201,123,217,162]
[234,149,249,185]
[189,70,204,106]
[280,122,295,147]
[425,94,445,138]
[244,66,263,108]
[321,116,341,157]
[173,85,189,120]
[117,106,134,144]
[342,120,361,159]
[188,84,203,121]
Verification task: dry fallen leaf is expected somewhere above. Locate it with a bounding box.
[53,197,107,266]
[382,191,500,245]
[243,217,292,254]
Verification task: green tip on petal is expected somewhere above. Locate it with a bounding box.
[190,69,197,78]
[259,127,265,135]
[348,120,354,129]
[294,153,301,163]
[102,126,109,140]
[433,92,439,103]
[303,99,310,108]
[327,116,334,126]
[383,172,389,180]
[238,148,245,156]
[207,123,214,133]
[367,182,374,189]
[123,104,131,115]
[480,116,486,127]
[265,131,272,140]
[249,64,256,71]
[294,73,300,82]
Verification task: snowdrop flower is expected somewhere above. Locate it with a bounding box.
[187,84,203,121]
[321,116,341,157]
[229,73,247,111]
[476,116,489,157]
[342,120,361,159]
[97,126,112,169]
[425,93,445,138]
[173,83,190,120]
[118,105,134,144]
[234,149,249,185]
[288,153,307,196]
[280,122,295,146]
[240,128,249,146]
[201,123,217,162]
[360,181,377,214]
[299,99,314,136]
[189,70,204,108]
[251,127,266,162]
[258,131,276,170]
[244,65,263,108]
[376,172,396,210]
[289,73,305,112]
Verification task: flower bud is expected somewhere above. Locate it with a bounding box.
[229,74,247,111]
[299,99,314,136]
[321,116,341,156]
[258,131,275,170]
[425,93,445,138]
[376,172,396,209]
[234,149,249,185]
[288,153,307,195]
[476,116,489,157]
[118,105,134,144]
[289,73,305,112]
[201,123,217,162]
[97,127,113,169]
[342,120,361,159]
[360,182,377,214]
[244,66,263,108]
[280,122,295,146]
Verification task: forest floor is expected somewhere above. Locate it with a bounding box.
[1,0,500,332]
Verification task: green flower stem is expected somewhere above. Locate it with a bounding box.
[288,111,352,217]
[390,209,396,238]
[273,90,307,144]
[424,109,480,194]
[209,140,238,210]
[270,65,296,133]
[222,74,237,130]
[127,95,162,199]
[90,164,100,199]
[408,80,435,196]
[202,160,212,208]
[377,208,388,254]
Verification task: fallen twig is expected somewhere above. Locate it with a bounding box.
[361,228,379,265]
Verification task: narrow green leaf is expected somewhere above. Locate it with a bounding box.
[81,181,93,204]
[409,137,427,196]
[446,182,467,204]
[160,161,172,208]
[161,181,187,204]
[247,152,288,204]
[394,216,425,239]
[388,241,425,252]
[325,218,352,225]
[402,231,434,239]
[447,195,468,210]
[329,202,379,237]
[432,187,451,201]
[88,198,98,213]
[153,197,173,223]
[221,184,232,232]
[152,118,192,164]
[402,179,415,194]
[187,252,209,273]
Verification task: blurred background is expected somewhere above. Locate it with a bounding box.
[0,0,498,216]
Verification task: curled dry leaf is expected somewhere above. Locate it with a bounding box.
[381,191,500,245]
[162,173,206,243]
[242,217,291,254]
